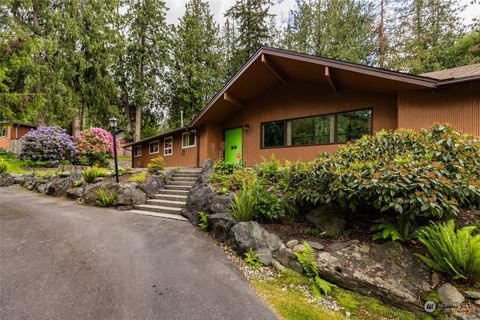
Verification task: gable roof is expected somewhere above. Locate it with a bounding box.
[421,64,480,80]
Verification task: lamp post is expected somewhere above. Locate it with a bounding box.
[109,117,119,184]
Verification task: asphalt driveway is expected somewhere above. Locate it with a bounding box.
[0,187,276,320]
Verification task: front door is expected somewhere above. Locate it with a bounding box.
[224,127,243,164]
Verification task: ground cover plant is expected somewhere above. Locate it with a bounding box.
[96,187,118,207]
[20,126,76,166]
[128,172,148,183]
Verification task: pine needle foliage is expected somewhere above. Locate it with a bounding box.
[416,220,480,284]
[294,242,336,298]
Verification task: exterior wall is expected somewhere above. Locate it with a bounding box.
[0,126,10,150]
[132,127,205,168]
[0,125,34,151]
[222,80,397,166]
[398,82,480,135]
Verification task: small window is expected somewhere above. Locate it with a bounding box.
[164,137,173,156]
[149,140,159,154]
[133,145,142,157]
[0,126,7,137]
[182,131,196,148]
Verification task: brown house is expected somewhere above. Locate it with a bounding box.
[125,47,480,168]
[0,122,37,154]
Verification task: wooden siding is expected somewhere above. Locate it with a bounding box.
[398,82,480,135]
[222,79,397,166]
[0,125,34,150]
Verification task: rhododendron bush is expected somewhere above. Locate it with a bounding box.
[75,128,119,166]
[20,126,76,165]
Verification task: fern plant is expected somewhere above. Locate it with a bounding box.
[370,217,410,241]
[244,248,262,269]
[82,167,102,183]
[294,242,336,298]
[198,211,209,231]
[228,181,256,222]
[96,187,118,207]
[416,220,480,284]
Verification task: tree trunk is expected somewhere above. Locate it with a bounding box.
[122,89,132,135]
[134,104,141,142]
[32,0,40,34]
[72,116,81,137]
[378,0,386,68]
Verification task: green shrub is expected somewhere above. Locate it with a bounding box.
[256,154,282,182]
[82,167,103,183]
[213,160,241,175]
[284,124,480,226]
[209,165,256,191]
[253,183,286,221]
[96,187,118,207]
[147,156,165,172]
[416,220,480,284]
[295,242,336,298]
[370,217,411,242]
[301,227,325,237]
[228,181,257,222]
[0,159,7,173]
[244,248,262,269]
[198,211,209,231]
[73,180,84,187]
[128,172,148,183]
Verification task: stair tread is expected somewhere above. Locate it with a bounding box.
[154,194,188,198]
[158,189,190,193]
[147,199,186,205]
[128,210,188,221]
[135,204,182,211]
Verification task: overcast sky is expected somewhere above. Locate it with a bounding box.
[164,0,479,27]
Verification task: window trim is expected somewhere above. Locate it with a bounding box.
[149,140,160,154]
[0,126,7,137]
[164,136,173,156]
[260,107,373,149]
[182,130,197,149]
[133,145,142,157]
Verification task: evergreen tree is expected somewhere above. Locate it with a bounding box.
[225,0,274,75]
[168,0,224,128]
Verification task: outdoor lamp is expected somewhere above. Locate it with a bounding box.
[109,117,119,184]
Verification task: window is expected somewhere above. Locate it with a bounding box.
[133,145,142,157]
[164,137,173,156]
[0,126,6,137]
[149,140,159,154]
[261,109,372,148]
[182,131,196,148]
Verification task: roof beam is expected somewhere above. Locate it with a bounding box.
[324,66,337,93]
[223,92,243,108]
[261,54,287,84]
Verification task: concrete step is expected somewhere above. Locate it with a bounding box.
[172,173,200,178]
[168,180,195,186]
[128,210,188,221]
[165,185,191,191]
[176,168,202,173]
[153,194,188,201]
[157,189,190,196]
[134,204,182,214]
[146,199,186,208]
[170,176,198,182]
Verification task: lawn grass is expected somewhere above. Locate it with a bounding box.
[250,269,432,320]
[0,151,61,176]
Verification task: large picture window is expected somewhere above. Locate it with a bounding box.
[261,109,372,148]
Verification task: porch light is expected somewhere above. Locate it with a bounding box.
[109,117,118,130]
[108,116,119,184]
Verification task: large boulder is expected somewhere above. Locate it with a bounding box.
[274,249,303,273]
[117,183,147,206]
[305,205,346,236]
[210,193,234,213]
[229,221,283,266]
[209,212,235,241]
[23,174,37,190]
[81,182,118,206]
[182,184,215,224]
[46,177,74,197]
[138,174,165,197]
[315,240,431,311]
[66,187,84,199]
[0,173,15,187]
[438,283,465,305]
[196,158,214,185]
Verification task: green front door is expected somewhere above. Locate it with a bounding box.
[224,127,243,164]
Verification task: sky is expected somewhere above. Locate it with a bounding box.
[164,0,479,27]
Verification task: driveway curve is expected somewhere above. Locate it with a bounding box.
[0,187,276,320]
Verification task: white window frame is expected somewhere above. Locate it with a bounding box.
[182,130,196,149]
[149,140,159,154]
[133,145,142,157]
[164,136,173,156]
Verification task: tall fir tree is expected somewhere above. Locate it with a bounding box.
[225,0,274,75]
[168,0,224,128]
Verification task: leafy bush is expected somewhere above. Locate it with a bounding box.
[75,127,117,166]
[295,242,336,298]
[256,154,282,182]
[198,211,209,231]
[213,160,241,175]
[370,217,411,242]
[209,165,256,191]
[252,182,287,221]
[244,248,262,269]
[20,126,76,165]
[82,167,103,183]
[285,124,480,227]
[128,172,148,183]
[415,220,480,284]
[0,159,7,173]
[147,156,165,172]
[96,187,118,207]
